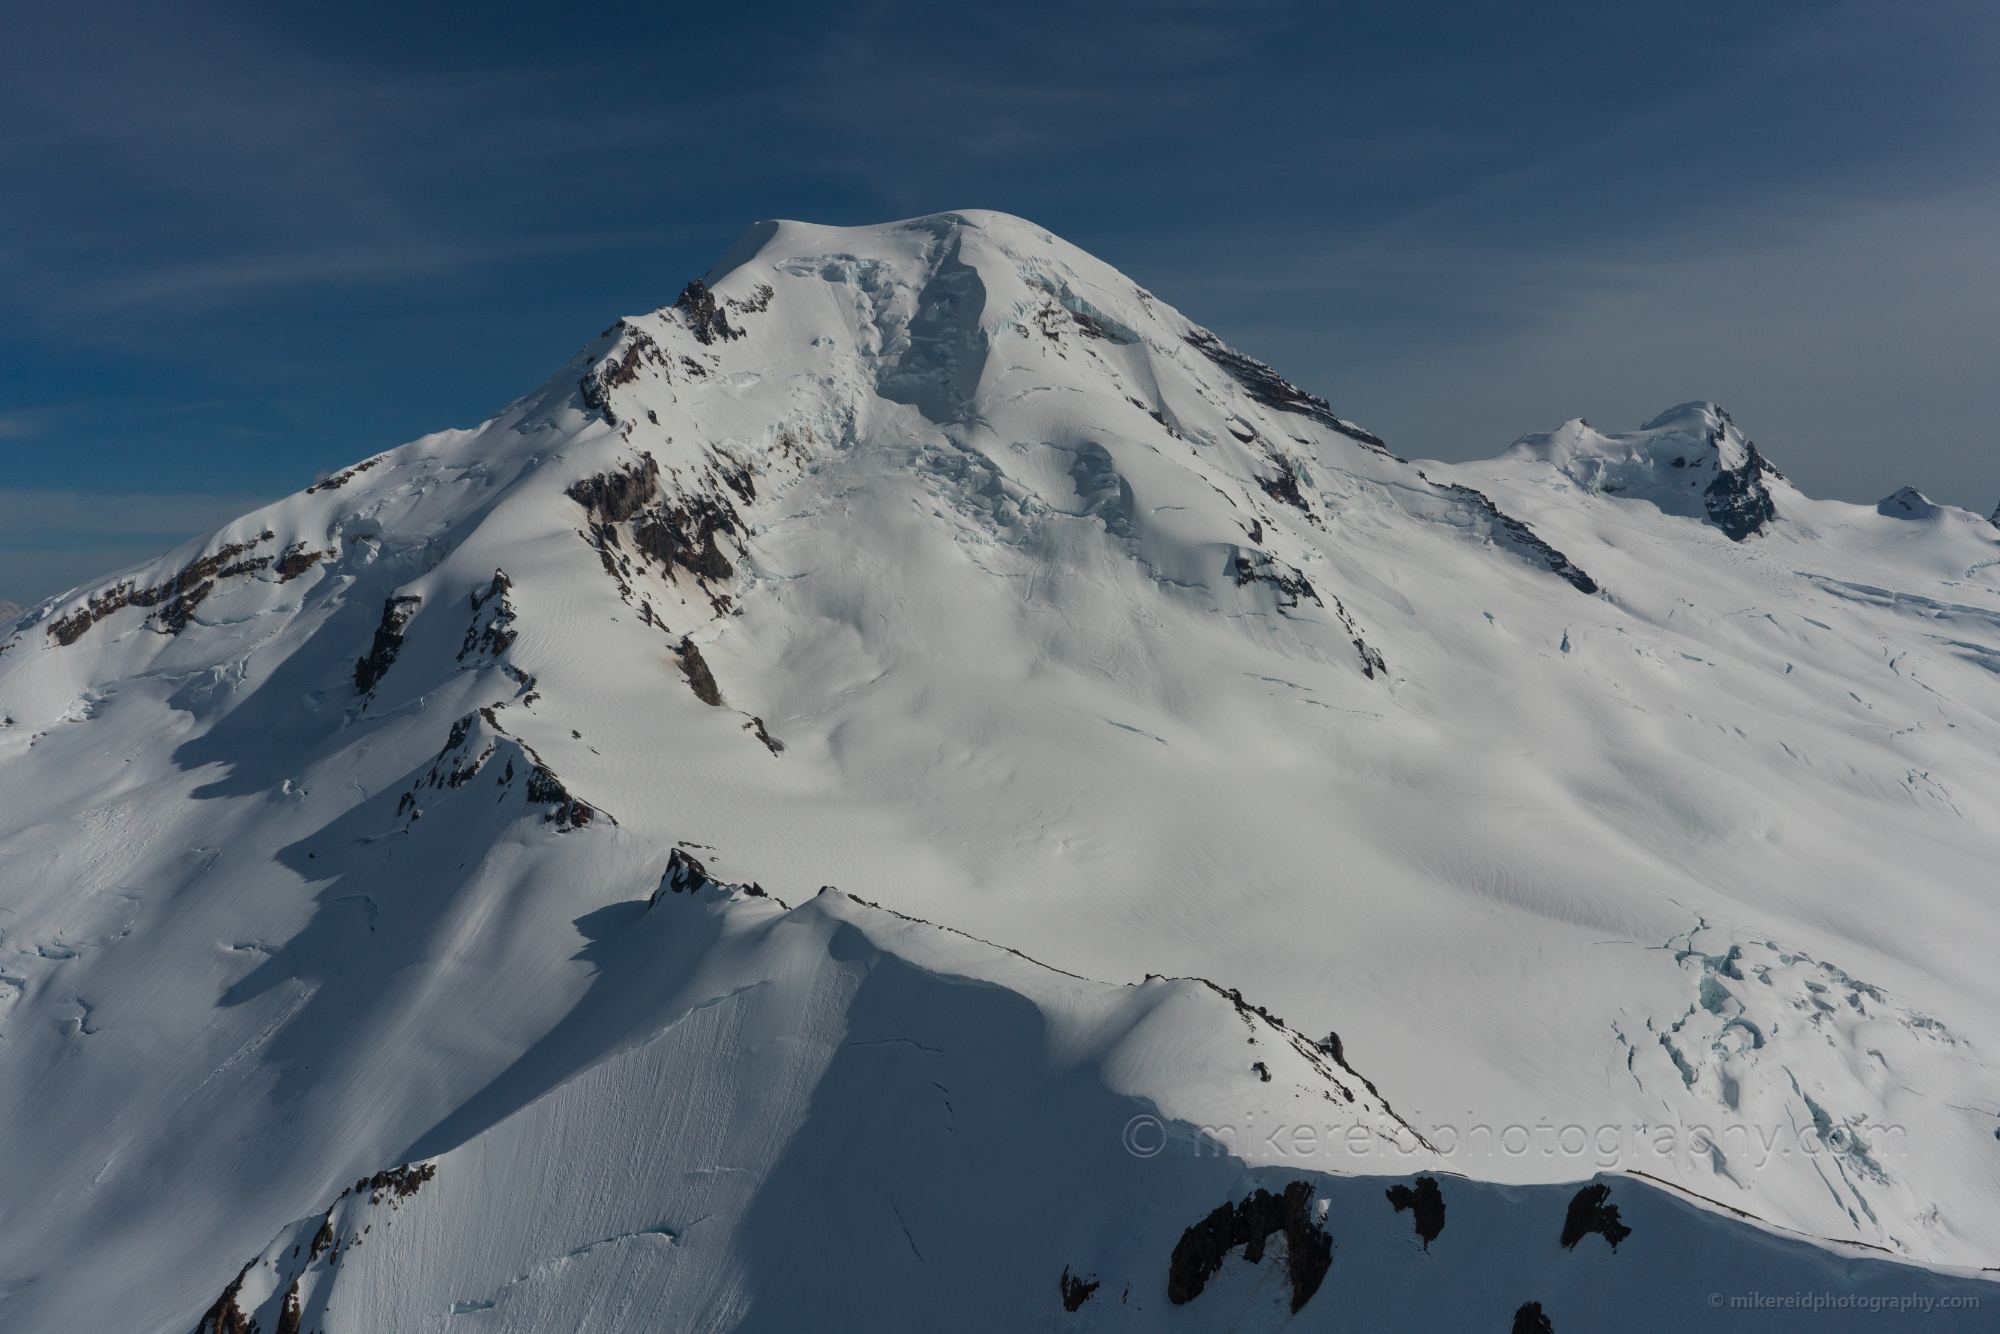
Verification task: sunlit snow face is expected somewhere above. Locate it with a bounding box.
[3,213,2000,1334]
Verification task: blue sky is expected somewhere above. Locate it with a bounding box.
[3,0,1996,605]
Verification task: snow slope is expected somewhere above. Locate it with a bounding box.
[0,211,1995,1330]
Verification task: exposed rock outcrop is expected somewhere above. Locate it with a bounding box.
[194,1263,254,1334]
[580,324,671,426]
[273,542,326,582]
[567,452,748,613]
[354,595,423,694]
[1231,550,1320,612]
[1058,1266,1100,1311]
[1255,455,1314,515]
[745,716,784,754]
[524,764,594,830]
[1166,1180,1332,1313]
[651,847,714,903]
[356,1161,436,1203]
[1384,1175,1446,1249]
[274,1279,303,1334]
[1704,436,1781,541]
[568,454,662,525]
[1513,1300,1555,1333]
[1435,483,1598,594]
[677,636,723,706]
[1184,330,1391,453]
[306,456,385,494]
[48,531,277,646]
[674,279,744,346]
[458,570,517,664]
[1558,1182,1631,1251]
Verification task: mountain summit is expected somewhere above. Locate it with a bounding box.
[3,212,1997,1331]
[1502,401,1791,540]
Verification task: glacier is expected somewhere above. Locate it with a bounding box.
[0,210,1995,1330]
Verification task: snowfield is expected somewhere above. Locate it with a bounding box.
[0,211,1995,1330]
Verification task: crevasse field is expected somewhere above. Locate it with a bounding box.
[0,211,1994,1331]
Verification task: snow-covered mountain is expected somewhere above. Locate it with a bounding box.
[1,211,1996,1332]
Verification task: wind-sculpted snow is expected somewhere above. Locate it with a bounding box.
[181,889,1995,1332]
[0,210,1997,1330]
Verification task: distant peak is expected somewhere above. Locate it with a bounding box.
[1503,402,1782,540]
[1875,487,1995,528]
[1506,402,1756,470]
[1877,487,1941,521]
